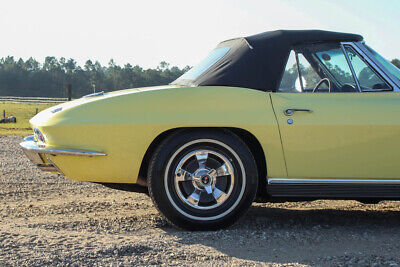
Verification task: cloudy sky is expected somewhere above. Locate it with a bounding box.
[1,0,398,68]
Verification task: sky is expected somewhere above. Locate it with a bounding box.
[1,0,399,69]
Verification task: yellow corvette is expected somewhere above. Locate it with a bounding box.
[21,30,400,230]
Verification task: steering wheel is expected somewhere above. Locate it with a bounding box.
[313,78,331,93]
[341,83,357,92]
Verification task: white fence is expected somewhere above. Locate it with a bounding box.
[0,96,68,104]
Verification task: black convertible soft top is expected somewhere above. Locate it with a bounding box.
[173,30,363,91]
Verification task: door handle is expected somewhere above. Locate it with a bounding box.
[284,108,312,116]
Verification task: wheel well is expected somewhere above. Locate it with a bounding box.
[137,128,178,186]
[226,128,268,200]
[138,127,268,199]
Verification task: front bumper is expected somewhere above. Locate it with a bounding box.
[20,135,107,174]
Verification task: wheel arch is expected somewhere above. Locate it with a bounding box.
[138,127,268,199]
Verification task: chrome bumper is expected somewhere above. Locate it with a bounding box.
[20,135,106,173]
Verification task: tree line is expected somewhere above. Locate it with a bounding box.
[0,56,190,98]
[392,59,400,69]
[0,56,399,98]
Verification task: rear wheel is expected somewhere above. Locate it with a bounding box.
[148,129,258,230]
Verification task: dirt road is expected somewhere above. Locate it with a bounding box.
[1,135,400,266]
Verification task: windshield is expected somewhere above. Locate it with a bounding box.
[173,46,230,85]
[364,44,400,83]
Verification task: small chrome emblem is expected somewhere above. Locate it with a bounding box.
[51,107,62,113]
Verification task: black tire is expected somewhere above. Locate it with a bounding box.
[147,129,258,230]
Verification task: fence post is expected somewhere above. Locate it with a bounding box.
[35,108,38,115]
[3,110,5,118]
[67,84,72,101]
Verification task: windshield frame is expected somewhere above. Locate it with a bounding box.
[347,41,400,92]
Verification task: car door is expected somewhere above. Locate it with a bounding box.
[271,43,400,179]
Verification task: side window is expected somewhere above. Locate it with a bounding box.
[278,51,300,92]
[344,46,391,91]
[316,48,356,87]
[278,51,325,92]
[278,50,327,93]
[297,53,324,90]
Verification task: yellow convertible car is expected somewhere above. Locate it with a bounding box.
[21,30,400,230]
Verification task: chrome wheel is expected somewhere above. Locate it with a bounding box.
[174,149,235,210]
[163,138,247,221]
[173,149,235,210]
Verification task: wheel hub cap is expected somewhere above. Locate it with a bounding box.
[173,149,235,210]
[201,175,211,185]
[192,169,215,191]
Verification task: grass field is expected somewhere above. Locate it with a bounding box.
[0,102,54,136]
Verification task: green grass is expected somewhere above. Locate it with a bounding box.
[0,102,54,136]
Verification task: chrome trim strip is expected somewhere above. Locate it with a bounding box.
[46,157,65,176]
[295,52,305,92]
[268,178,400,184]
[21,136,45,165]
[20,135,105,174]
[361,89,393,92]
[20,136,106,157]
[243,38,253,50]
[340,44,361,92]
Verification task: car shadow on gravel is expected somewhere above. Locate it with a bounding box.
[241,205,400,228]
[162,204,400,264]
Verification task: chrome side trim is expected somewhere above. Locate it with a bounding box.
[268,178,400,184]
[21,146,45,165]
[20,136,106,157]
[20,135,106,174]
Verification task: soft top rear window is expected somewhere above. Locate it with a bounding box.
[173,47,230,83]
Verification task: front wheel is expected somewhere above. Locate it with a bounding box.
[148,129,258,230]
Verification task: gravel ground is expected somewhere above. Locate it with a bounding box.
[1,135,400,266]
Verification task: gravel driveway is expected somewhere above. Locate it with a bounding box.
[1,135,400,266]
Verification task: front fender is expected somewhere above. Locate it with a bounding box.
[30,86,286,183]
